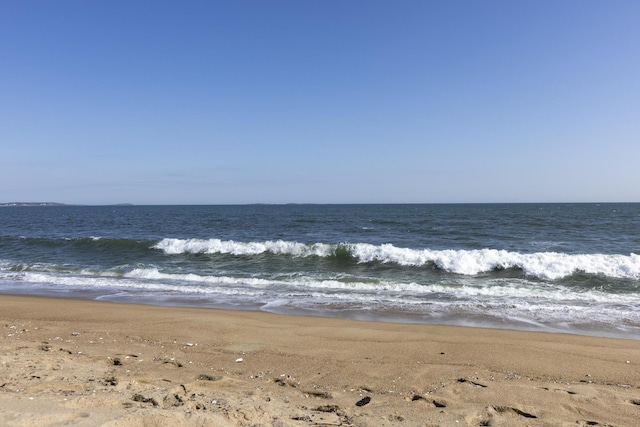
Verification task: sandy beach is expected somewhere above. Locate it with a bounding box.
[1,295,639,426]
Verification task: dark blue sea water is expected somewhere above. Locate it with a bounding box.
[1,204,639,338]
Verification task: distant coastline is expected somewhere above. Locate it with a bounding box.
[1,202,135,207]
[0,202,68,207]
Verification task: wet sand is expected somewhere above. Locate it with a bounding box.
[1,294,639,426]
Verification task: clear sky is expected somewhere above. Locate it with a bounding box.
[2,1,639,205]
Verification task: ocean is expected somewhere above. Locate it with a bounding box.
[1,204,639,339]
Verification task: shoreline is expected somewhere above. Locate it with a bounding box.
[2,294,640,426]
[3,289,637,341]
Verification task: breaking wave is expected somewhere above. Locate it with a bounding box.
[153,238,640,280]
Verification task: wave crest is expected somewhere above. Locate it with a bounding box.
[152,238,640,280]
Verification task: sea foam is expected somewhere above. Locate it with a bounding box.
[12,268,638,306]
[153,238,640,280]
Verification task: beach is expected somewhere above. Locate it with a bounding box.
[1,295,639,426]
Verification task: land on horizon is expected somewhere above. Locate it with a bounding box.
[0,202,68,207]
[0,202,136,207]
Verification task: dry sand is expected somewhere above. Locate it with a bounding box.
[1,294,639,426]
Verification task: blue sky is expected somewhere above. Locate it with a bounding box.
[2,1,639,204]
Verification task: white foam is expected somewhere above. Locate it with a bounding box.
[14,266,636,307]
[153,238,333,257]
[153,238,640,280]
[125,268,274,287]
[5,268,639,337]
